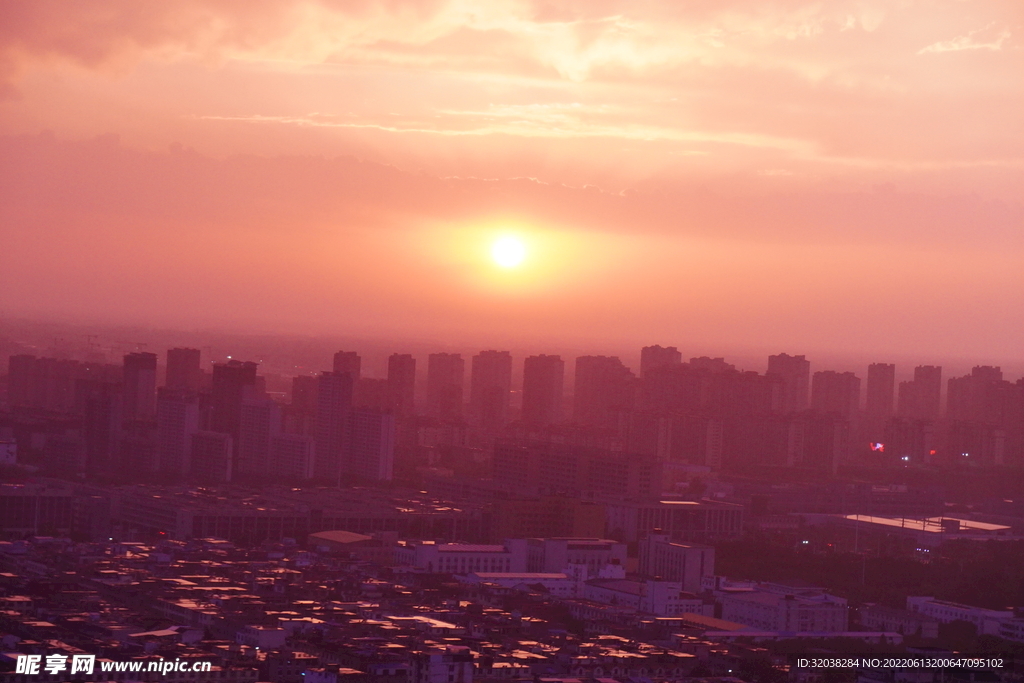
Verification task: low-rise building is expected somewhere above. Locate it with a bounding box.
[858,604,939,639]
[395,539,527,574]
[638,533,714,593]
[720,591,848,633]
[906,596,1014,635]
[526,537,627,578]
[583,578,708,616]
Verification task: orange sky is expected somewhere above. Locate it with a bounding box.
[2,1,1023,361]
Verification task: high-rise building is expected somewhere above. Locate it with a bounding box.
[332,351,361,380]
[7,354,34,408]
[156,387,200,477]
[314,370,353,483]
[470,350,512,429]
[865,363,896,421]
[640,345,682,378]
[346,408,396,482]
[521,355,564,426]
[166,348,201,391]
[210,360,258,447]
[493,440,664,499]
[811,370,861,420]
[290,375,318,413]
[573,355,635,427]
[75,379,122,474]
[387,353,416,416]
[271,433,315,480]
[354,378,389,410]
[6,355,83,412]
[947,366,1008,423]
[123,352,157,421]
[897,366,942,420]
[238,397,282,477]
[426,353,465,420]
[190,431,233,482]
[767,353,810,414]
[638,534,715,594]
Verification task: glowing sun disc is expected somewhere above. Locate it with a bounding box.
[491,236,526,268]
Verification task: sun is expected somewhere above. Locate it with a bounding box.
[491,236,527,268]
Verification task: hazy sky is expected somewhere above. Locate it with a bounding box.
[2,1,1023,361]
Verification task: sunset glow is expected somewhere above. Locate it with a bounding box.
[0,1,1023,359]
[491,236,527,269]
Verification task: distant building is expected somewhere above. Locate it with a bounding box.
[238,396,282,477]
[946,367,1018,437]
[165,348,201,392]
[907,596,1013,636]
[426,353,465,420]
[190,431,233,483]
[123,352,157,421]
[463,572,578,597]
[638,533,714,593]
[314,371,353,483]
[641,345,682,379]
[720,589,848,633]
[883,417,936,466]
[395,539,527,574]
[346,408,395,482]
[410,646,473,683]
[811,371,860,421]
[271,432,315,480]
[156,388,200,476]
[490,496,606,540]
[76,378,122,474]
[859,604,939,639]
[897,366,942,420]
[767,353,810,414]
[573,355,635,427]
[865,363,895,422]
[0,439,16,466]
[332,351,361,380]
[308,529,395,565]
[387,353,416,416]
[210,360,258,467]
[469,350,512,430]
[605,499,743,543]
[526,537,627,578]
[584,578,705,616]
[493,440,666,499]
[291,375,318,414]
[521,354,564,426]
[834,514,1015,548]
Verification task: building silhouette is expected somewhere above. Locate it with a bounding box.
[811,370,860,420]
[521,355,564,426]
[470,350,512,430]
[166,348,201,392]
[640,345,682,378]
[122,352,157,421]
[426,353,465,420]
[897,365,942,420]
[387,353,416,416]
[314,370,353,484]
[238,396,282,477]
[156,387,200,477]
[866,363,895,421]
[767,353,810,414]
[332,351,361,380]
[573,355,635,427]
[210,360,258,438]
